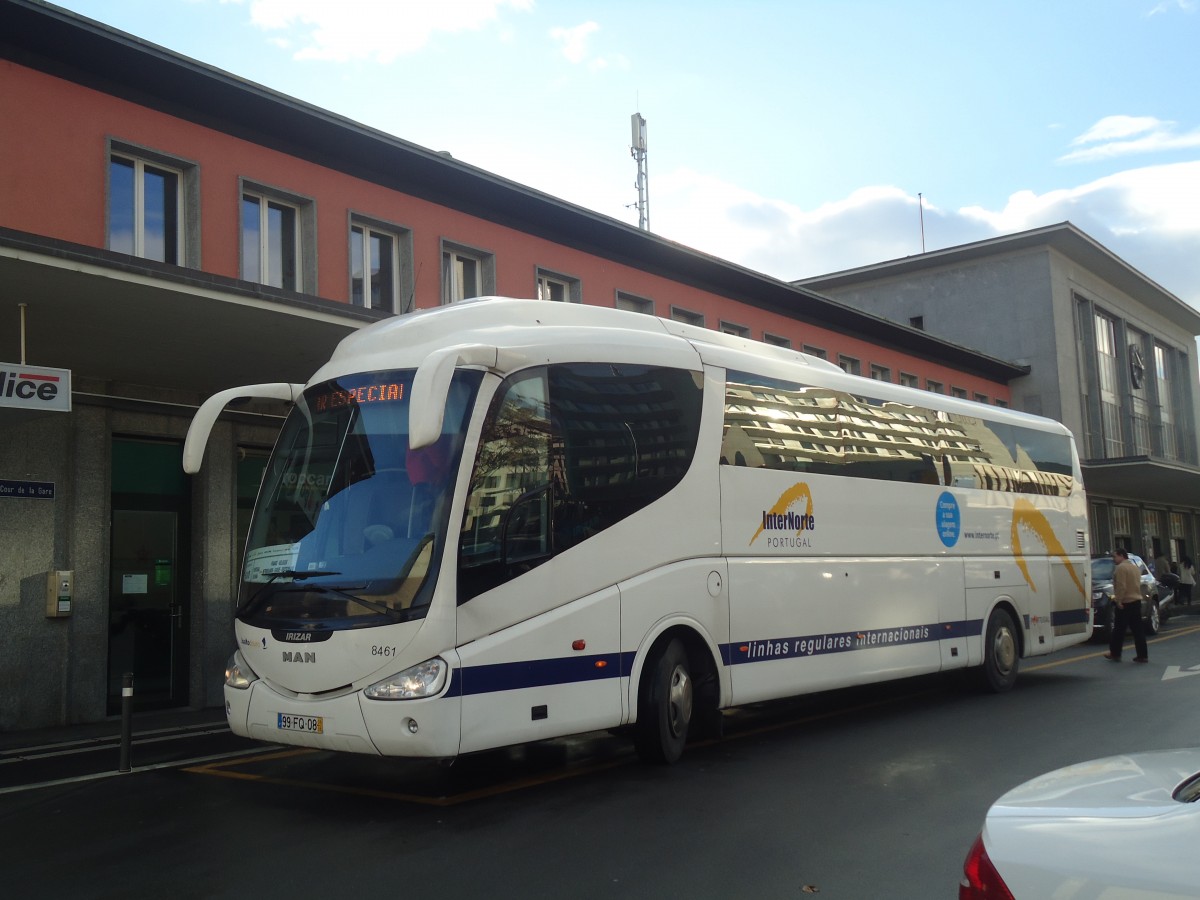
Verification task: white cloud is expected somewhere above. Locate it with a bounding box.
[550,21,599,64]
[241,0,534,63]
[1060,115,1200,163]
[646,162,1200,307]
[1072,115,1164,145]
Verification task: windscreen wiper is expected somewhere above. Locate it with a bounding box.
[266,570,342,581]
[302,583,404,622]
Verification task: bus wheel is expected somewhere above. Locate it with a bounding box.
[981,608,1019,693]
[635,638,693,764]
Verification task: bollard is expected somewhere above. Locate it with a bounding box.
[118,672,134,773]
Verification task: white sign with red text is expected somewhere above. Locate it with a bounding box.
[0,362,71,412]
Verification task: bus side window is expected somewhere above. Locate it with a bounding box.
[459,371,552,600]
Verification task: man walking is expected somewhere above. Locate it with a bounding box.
[1105,548,1149,663]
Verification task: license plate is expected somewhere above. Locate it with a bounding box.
[277,713,323,734]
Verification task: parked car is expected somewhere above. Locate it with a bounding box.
[1089,553,1161,638]
[960,748,1200,898]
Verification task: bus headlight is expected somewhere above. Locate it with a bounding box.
[225,651,258,690]
[364,658,448,700]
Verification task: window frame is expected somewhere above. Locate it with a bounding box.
[869,364,891,382]
[239,179,316,293]
[720,321,751,337]
[763,332,792,349]
[838,355,861,376]
[801,344,827,361]
[349,212,414,314]
[440,239,496,304]
[106,139,199,267]
[535,267,582,303]
[670,306,705,327]
[615,291,654,315]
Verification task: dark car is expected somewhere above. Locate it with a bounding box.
[1090,553,1160,638]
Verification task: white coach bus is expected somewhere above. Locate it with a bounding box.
[185,298,1090,764]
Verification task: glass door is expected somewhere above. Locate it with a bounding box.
[107,439,190,713]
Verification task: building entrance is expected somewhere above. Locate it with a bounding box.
[106,438,191,713]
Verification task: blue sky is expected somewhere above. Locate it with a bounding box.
[53,0,1200,305]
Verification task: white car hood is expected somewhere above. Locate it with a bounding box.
[991,749,1200,819]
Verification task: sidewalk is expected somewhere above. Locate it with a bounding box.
[0,705,228,754]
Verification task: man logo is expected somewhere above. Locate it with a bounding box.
[282,651,316,664]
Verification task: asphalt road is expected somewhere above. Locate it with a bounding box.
[4,611,1200,899]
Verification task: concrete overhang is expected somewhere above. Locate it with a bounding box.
[1082,456,1200,509]
[0,230,377,411]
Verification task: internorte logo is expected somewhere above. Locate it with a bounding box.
[750,482,816,548]
[1011,497,1086,599]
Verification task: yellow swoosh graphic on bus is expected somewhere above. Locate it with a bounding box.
[749,482,814,546]
[1011,497,1086,598]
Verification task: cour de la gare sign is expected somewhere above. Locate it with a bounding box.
[0,362,72,412]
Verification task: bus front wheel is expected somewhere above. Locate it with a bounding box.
[635,638,693,764]
[981,607,1019,693]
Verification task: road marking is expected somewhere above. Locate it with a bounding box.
[0,746,283,796]
[1163,664,1200,681]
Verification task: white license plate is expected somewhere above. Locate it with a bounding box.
[276,713,323,734]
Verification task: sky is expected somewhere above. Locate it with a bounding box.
[51,0,1200,306]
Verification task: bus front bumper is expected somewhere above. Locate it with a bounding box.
[226,680,462,758]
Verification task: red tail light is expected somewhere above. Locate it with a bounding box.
[960,834,1014,900]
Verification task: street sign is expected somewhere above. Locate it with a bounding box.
[0,362,71,412]
[0,480,55,499]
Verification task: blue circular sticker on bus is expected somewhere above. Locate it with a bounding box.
[936,491,960,547]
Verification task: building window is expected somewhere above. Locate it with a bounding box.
[671,307,704,327]
[1095,312,1122,456]
[441,241,495,304]
[909,315,924,330]
[837,355,861,376]
[973,392,989,404]
[350,216,413,314]
[926,379,943,394]
[107,143,198,266]
[536,268,581,303]
[802,344,827,360]
[764,332,791,348]
[898,372,918,389]
[1154,343,1177,459]
[994,398,1008,408]
[240,181,315,292]
[721,321,750,337]
[616,291,654,314]
[951,387,967,399]
[869,364,891,382]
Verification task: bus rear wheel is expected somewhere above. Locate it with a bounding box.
[635,638,693,764]
[981,607,1019,693]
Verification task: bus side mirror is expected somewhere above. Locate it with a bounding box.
[409,344,498,450]
[183,382,303,474]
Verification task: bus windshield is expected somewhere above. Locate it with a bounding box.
[238,368,482,629]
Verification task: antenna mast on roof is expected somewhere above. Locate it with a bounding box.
[918,192,926,253]
[630,112,649,230]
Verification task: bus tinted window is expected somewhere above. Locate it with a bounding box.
[459,363,703,601]
[722,371,1075,495]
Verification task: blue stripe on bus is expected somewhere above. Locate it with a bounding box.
[1051,608,1090,626]
[444,611,1086,695]
[724,620,983,665]
[447,653,623,697]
